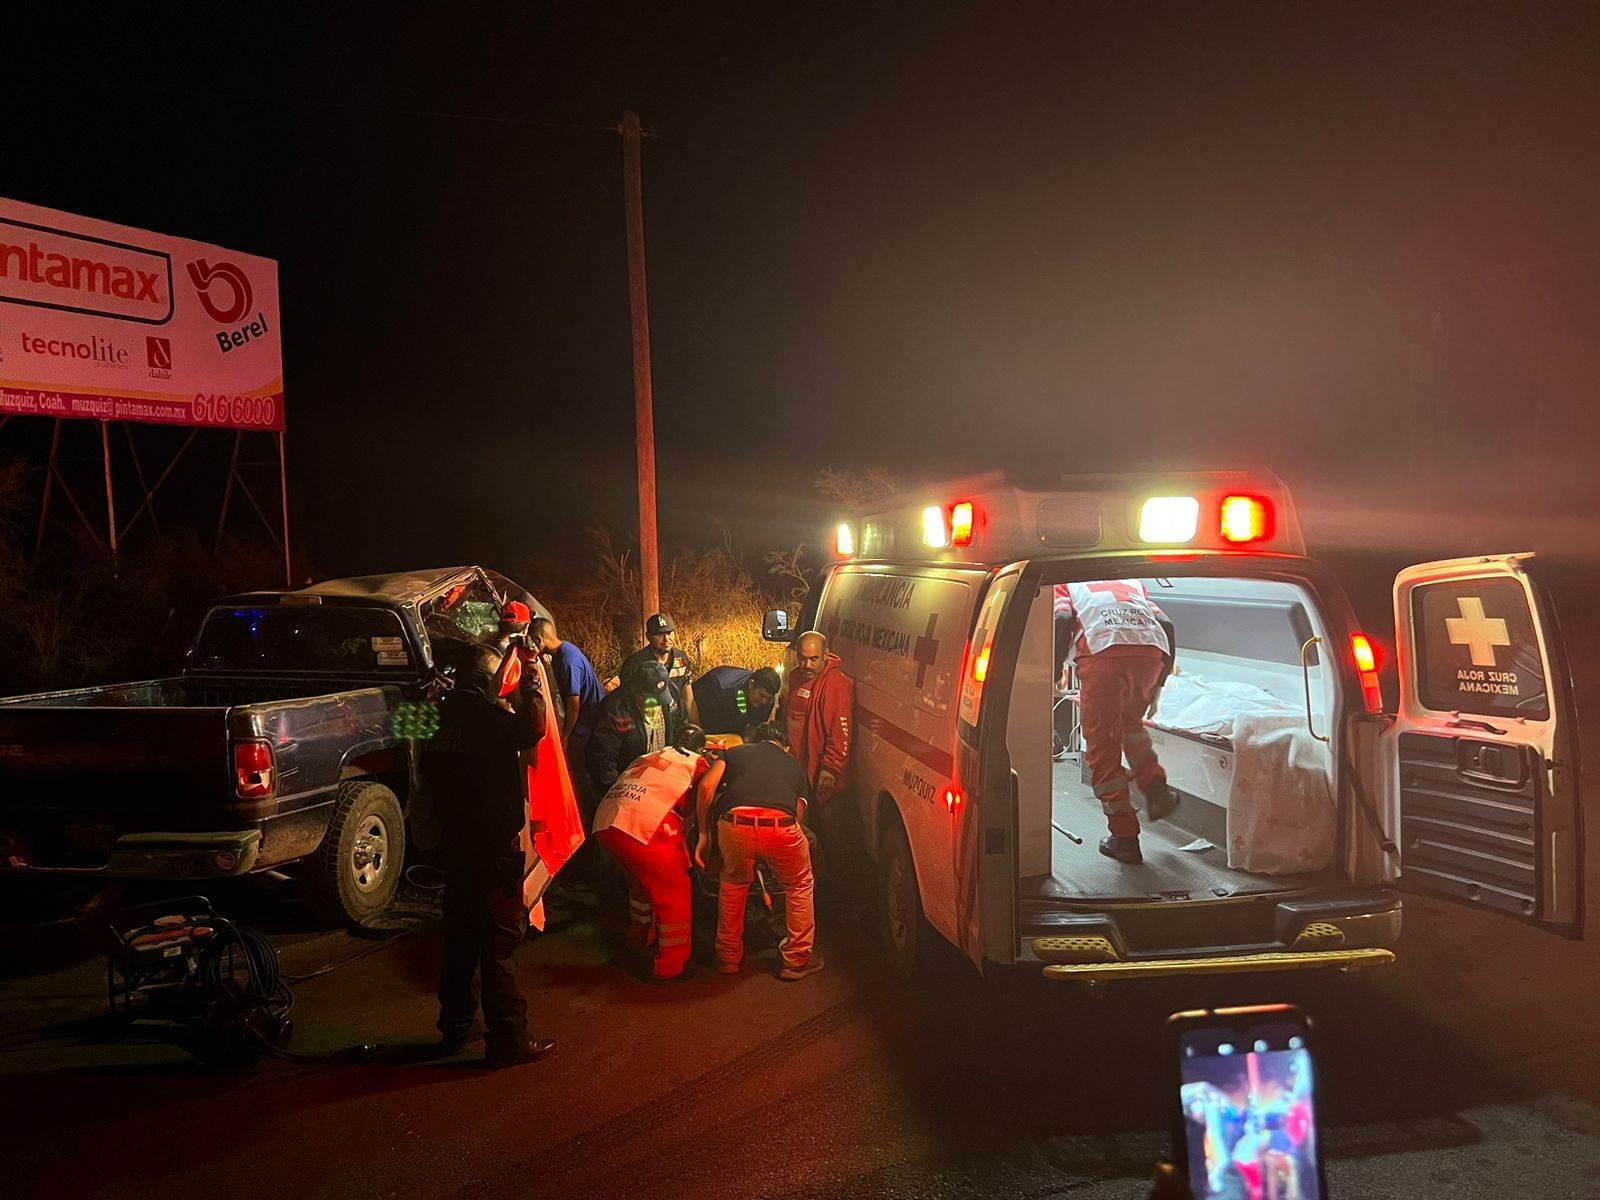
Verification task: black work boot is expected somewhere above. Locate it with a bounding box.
[1143,782,1181,824]
[1099,835,1143,864]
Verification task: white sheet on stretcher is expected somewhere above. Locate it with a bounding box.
[1224,714,1337,875]
[1152,672,1293,737]
[1150,674,1336,875]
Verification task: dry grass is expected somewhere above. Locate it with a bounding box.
[512,529,779,681]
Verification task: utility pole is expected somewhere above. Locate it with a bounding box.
[621,110,660,624]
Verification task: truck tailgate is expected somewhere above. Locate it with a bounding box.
[0,707,233,867]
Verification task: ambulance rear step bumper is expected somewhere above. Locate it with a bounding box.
[1041,947,1394,983]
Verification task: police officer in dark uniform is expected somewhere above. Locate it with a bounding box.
[424,639,556,1068]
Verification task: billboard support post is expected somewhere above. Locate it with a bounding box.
[100,420,118,567]
[278,431,291,587]
[34,420,60,558]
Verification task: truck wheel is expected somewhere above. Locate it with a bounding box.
[880,821,928,980]
[307,781,405,927]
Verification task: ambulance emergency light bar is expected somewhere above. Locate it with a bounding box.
[833,472,1304,561]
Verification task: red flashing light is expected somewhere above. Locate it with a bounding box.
[1220,495,1273,544]
[1350,633,1382,713]
[972,641,991,683]
[945,787,964,814]
[234,739,276,799]
[949,501,975,548]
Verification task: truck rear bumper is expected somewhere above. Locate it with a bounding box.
[1,830,261,878]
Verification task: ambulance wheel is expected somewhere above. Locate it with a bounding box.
[306,781,406,928]
[880,822,928,980]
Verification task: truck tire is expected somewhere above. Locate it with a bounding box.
[306,780,405,927]
[879,820,929,980]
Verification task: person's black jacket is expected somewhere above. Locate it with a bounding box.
[423,671,545,853]
[586,686,684,793]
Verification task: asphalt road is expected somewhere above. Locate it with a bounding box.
[3,876,1599,1200]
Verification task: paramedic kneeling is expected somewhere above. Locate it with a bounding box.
[593,725,709,980]
[1056,580,1181,864]
[694,724,822,981]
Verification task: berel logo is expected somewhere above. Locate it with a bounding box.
[186,259,253,324]
[146,336,172,370]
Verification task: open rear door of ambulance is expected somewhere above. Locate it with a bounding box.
[1388,553,1582,936]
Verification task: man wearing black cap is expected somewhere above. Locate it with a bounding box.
[588,656,687,794]
[620,612,699,725]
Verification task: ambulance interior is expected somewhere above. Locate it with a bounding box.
[1014,576,1346,902]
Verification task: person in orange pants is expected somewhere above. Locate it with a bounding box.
[591,726,708,980]
[1056,580,1180,864]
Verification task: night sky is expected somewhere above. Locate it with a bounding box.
[6,4,1599,579]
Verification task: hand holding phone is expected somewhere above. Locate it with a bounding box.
[1168,1004,1326,1200]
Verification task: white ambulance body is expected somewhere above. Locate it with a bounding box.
[770,471,1582,982]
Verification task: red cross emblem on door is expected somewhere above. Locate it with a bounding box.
[913,613,941,687]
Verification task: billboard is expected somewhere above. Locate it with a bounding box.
[0,196,283,432]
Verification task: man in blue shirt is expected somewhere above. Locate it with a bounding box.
[532,617,605,776]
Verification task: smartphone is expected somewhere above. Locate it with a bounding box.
[1168,1003,1327,1200]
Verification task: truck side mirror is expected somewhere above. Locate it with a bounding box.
[762,608,792,643]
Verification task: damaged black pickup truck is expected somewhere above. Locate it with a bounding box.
[0,566,548,925]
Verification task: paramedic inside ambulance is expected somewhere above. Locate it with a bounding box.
[1055,581,1181,864]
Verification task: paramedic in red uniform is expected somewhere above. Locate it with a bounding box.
[1055,581,1180,864]
[592,725,709,980]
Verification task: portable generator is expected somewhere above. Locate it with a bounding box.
[106,895,294,1066]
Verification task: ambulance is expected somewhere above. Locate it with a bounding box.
[764,471,1582,982]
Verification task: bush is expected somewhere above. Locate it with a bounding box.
[510,528,779,682]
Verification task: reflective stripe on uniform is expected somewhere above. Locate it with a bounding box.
[1091,774,1130,800]
[656,921,690,933]
[658,935,691,947]
[1100,796,1136,816]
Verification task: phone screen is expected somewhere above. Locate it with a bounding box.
[1177,1018,1322,1200]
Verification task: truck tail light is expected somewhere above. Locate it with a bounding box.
[234,739,276,799]
[948,501,975,548]
[1350,633,1382,713]
[1220,494,1273,543]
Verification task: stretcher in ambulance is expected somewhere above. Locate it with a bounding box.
[766,472,1582,983]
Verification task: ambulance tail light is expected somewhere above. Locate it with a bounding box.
[1220,494,1273,544]
[834,522,856,558]
[972,640,991,683]
[921,505,949,549]
[1138,496,1200,543]
[945,786,965,814]
[1350,633,1382,713]
[948,501,975,548]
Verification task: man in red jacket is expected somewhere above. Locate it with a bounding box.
[784,629,854,865]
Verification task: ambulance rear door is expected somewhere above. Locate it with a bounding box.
[1386,553,1582,935]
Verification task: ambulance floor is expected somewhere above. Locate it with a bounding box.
[1034,764,1339,901]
